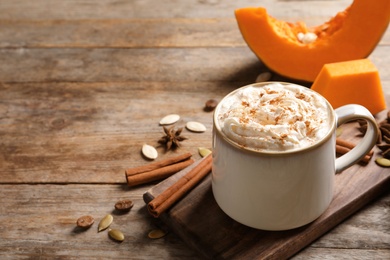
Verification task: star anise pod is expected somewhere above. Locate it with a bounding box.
[357,110,390,159]
[356,111,390,144]
[158,126,187,150]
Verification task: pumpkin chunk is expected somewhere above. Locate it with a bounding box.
[235,0,390,82]
[311,59,386,115]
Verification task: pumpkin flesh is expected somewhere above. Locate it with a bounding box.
[311,59,386,115]
[235,0,390,82]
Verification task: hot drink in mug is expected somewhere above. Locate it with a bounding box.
[212,82,378,230]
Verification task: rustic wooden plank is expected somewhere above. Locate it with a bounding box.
[0,47,261,83]
[308,193,390,250]
[0,184,200,259]
[1,18,388,49]
[1,0,389,258]
[293,248,390,259]
[1,80,389,184]
[0,18,245,48]
[0,46,389,83]
[0,81,228,184]
[1,78,388,139]
[0,81,232,136]
[0,185,387,259]
[0,133,208,184]
[299,193,390,258]
[0,0,353,20]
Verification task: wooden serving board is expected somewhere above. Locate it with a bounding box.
[143,111,390,260]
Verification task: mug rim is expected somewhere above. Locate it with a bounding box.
[213,81,336,156]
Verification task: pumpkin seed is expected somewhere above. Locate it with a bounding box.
[108,229,125,242]
[375,157,390,167]
[186,121,206,133]
[255,72,272,83]
[142,144,158,160]
[115,199,134,211]
[377,143,390,152]
[297,32,317,44]
[384,135,390,144]
[148,229,167,239]
[76,215,94,228]
[336,127,343,137]
[159,114,180,125]
[98,214,113,232]
[198,147,212,158]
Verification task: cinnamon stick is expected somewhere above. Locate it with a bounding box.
[148,154,212,218]
[126,158,195,187]
[336,138,374,156]
[125,152,192,176]
[336,144,371,164]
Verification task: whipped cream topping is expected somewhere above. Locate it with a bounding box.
[217,83,331,151]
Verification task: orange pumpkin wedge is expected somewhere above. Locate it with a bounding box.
[235,0,390,82]
[311,59,386,115]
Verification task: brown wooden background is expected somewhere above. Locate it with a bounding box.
[0,0,389,259]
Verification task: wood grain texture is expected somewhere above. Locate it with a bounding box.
[0,0,353,20]
[0,18,388,49]
[0,0,389,258]
[0,184,200,259]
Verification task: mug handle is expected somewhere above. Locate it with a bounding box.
[335,104,379,173]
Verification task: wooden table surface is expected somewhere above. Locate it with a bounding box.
[0,0,389,259]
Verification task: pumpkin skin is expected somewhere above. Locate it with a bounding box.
[235,0,390,82]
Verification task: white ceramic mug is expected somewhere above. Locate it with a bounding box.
[212,82,379,231]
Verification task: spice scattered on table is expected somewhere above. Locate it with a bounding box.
[198,147,212,158]
[357,111,390,142]
[76,215,95,228]
[377,143,390,159]
[115,199,134,212]
[336,127,343,137]
[375,157,390,167]
[125,152,194,187]
[158,126,187,150]
[204,99,219,112]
